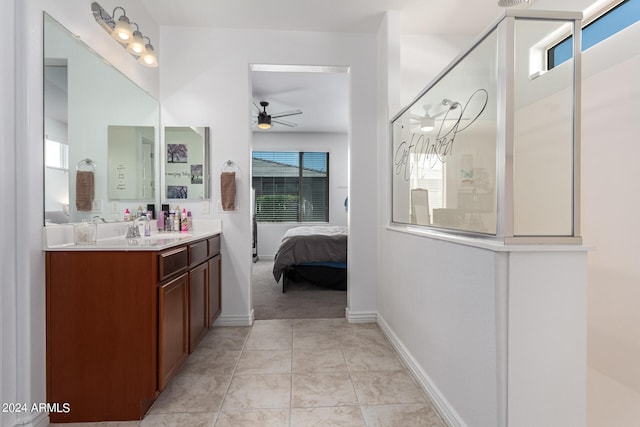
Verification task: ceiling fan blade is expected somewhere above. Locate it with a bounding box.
[272,119,298,127]
[271,109,302,119]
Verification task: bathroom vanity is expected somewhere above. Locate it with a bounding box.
[44,224,221,422]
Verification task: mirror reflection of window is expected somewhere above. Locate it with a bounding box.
[45,138,68,170]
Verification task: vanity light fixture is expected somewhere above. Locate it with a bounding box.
[110,8,132,43]
[91,2,158,67]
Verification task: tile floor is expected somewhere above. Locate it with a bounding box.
[53,319,446,426]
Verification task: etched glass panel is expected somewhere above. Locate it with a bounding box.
[392,31,498,234]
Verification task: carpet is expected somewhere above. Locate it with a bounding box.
[251,260,347,320]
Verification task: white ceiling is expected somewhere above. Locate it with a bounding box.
[252,68,349,134]
[141,0,598,133]
[142,0,596,36]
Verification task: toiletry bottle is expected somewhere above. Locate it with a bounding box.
[157,214,164,232]
[173,210,179,232]
[137,205,143,219]
[181,208,188,232]
[147,203,156,220]
[144,214,151,237]
[187,211,193,231]
[168,212,174,232]
[124,208,130,222]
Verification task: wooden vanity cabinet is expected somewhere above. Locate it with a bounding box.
[46,233,221,423]
[46,251,159,423]
[209,253,222,326]
[188,261,208,352]
[158,272,189,391]
[208,234,222,326]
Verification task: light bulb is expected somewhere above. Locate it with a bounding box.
[111,16,132,43]
[126,31,145,56]
[138,44,158,67]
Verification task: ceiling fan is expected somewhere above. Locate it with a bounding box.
[253,101,302,130]
[410,99,462,132]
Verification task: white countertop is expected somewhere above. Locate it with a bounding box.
[44,219,221,251]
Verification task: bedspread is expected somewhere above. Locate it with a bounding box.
[272,226,348,282]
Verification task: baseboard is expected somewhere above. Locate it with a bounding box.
[33,412,50,427]
[377,314,467,427]
[213,310,254,327]
[345,308,377,323]
[11,412,49,427]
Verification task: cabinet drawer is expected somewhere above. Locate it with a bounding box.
[158,247,188,282]
[208,235,220,256]
[189,240,209,267]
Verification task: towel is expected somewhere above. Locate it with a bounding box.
[220,171,236,211]
[76,170,94,212]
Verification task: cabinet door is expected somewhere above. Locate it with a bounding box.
[208,254,221,326]
[189,262,209,352]
[158,273,189,391]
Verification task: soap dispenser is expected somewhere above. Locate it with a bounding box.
[137,213,151,237]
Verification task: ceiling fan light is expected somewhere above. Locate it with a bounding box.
[257,113,272,129]
[421,117,435,132]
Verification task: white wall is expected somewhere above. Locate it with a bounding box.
[252,132,348,257]
[159,26,379,323]
[1,1,17,426]
[377,232,502,426]
[581,22,640,413]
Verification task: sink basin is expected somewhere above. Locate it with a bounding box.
[125,233,193,246]
[91,233,194,248]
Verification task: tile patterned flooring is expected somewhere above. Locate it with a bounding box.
[53,319,446,426]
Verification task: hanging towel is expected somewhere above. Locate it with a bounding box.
[76,170,95,212]
[220,171,236,211]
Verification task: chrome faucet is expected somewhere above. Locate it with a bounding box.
[125,221,141,239]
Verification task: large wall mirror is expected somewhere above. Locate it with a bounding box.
[43,13,160,224]
[163,127,211,200]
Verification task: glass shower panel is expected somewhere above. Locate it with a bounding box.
[513,19,575,236]
[392,30,498,234]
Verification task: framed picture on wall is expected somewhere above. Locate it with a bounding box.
[191,164,203,184]
[167,144,188,163]
[167,185,188,199]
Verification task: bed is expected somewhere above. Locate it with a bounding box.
[272,225,348,293]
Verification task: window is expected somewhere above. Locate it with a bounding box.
[547,0,640,69]
[45,138,69,170]
[252,151,329,222]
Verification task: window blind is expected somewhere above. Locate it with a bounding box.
[252,151,329,222]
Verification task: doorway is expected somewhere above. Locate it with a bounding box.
[249,64,350,320]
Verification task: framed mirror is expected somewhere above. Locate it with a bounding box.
[163,127,211,200]
[43,13,159,224]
